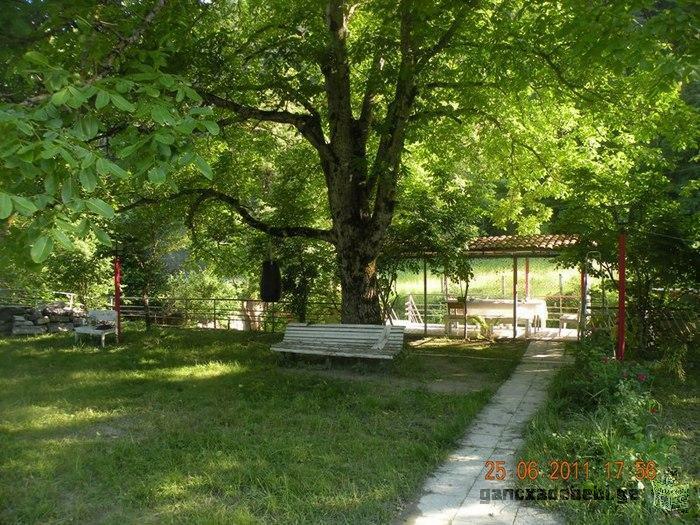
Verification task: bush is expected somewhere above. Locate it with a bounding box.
[519,340,694,523]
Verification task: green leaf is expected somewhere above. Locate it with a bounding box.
[35,194,51,209]
[86,197,115,219]
[148,166,166,185]
[96,157,109,176]
[44,174,57,194]
[55,219,75,234]
[40,143,60,159]
[193,155,214,180]
[80,151,96,169]
[25,51,49,66]
[79,170,98,193]
[95,90,110,110]
[117,141,143,159]
[51,88,70,106]
[58,147,77,166]
[81,85,97,99]
[154,131,175,145]
[96,158,128,178]
[76,218,89,236]
[190,107,214,116]
[115,79,133,93]
[16,120,33,136]
[11,196,38,216]
[184,87,202,102]
[61,178,75,203]
[77,116,99,140]
[65,87,88,109]
[202,120,220,135]
[110,93,136,112]
[151,106,174,125]
[0,193,12,219]
[52,229,74,250]
[175,118,197,134]
[30,235,53,263]
[92,225,112,247]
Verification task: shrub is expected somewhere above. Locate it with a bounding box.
[519,340,693,523]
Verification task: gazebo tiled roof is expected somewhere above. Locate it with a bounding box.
[466,234,579,255]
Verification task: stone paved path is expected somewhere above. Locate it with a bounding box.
[405,341,573,525]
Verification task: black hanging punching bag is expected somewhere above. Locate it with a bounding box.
[260,260,282,302]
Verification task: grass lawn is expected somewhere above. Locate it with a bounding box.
[0,327,526,524]
[395,257,584,297]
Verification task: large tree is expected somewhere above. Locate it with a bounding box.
[1,0,696,323]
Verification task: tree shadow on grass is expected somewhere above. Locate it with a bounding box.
[0,327,283,376]
[0,358,489,524]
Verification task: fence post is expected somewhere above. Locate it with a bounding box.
[143,293,151,331]
[558,273,563,322]
[213,299,217,329]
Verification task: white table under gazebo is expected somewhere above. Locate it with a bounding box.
[401,234,584,340]
[445,298,549,337]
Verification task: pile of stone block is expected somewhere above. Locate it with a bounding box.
[0,302,87,336]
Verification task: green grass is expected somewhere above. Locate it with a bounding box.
[396,258,584,298]
[0,328,526,524]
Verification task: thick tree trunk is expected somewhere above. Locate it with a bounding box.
[336,242,383,325]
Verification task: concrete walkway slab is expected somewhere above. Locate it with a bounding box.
[405,341,572,525]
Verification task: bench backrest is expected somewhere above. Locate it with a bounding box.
[88,309,117,324]
[282,323,404,353]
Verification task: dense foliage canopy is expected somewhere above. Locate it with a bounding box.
[1,0,697,322]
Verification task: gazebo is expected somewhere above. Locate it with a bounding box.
[408,234,582,340]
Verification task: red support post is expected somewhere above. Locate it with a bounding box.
[114,256,122,342]
[512,256,518,339]
[616,232,626,360]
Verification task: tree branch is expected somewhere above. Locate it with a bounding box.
[12,0,167,107]
[321,0,355,156]
[357,50,383,142]
[415,2,473,73]
[203,92,332,162]
[100,0,166,76]
[368,0,417,236]
[527,47,614,104]
[119,188,336,244]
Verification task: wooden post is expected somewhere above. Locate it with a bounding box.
[423,258,428,336]
[558,273,563,321]
[271,302,276,333]
[616,232,626,360]
[512,256,518,339]
[524,257,530,299]
[501,274,505,298]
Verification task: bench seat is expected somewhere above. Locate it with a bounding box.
[74,310,118,348]
[271,323,405,360]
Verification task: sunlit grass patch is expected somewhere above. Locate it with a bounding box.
[0,327,523,523]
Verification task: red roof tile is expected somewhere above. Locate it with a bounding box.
[466,234,579,254]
